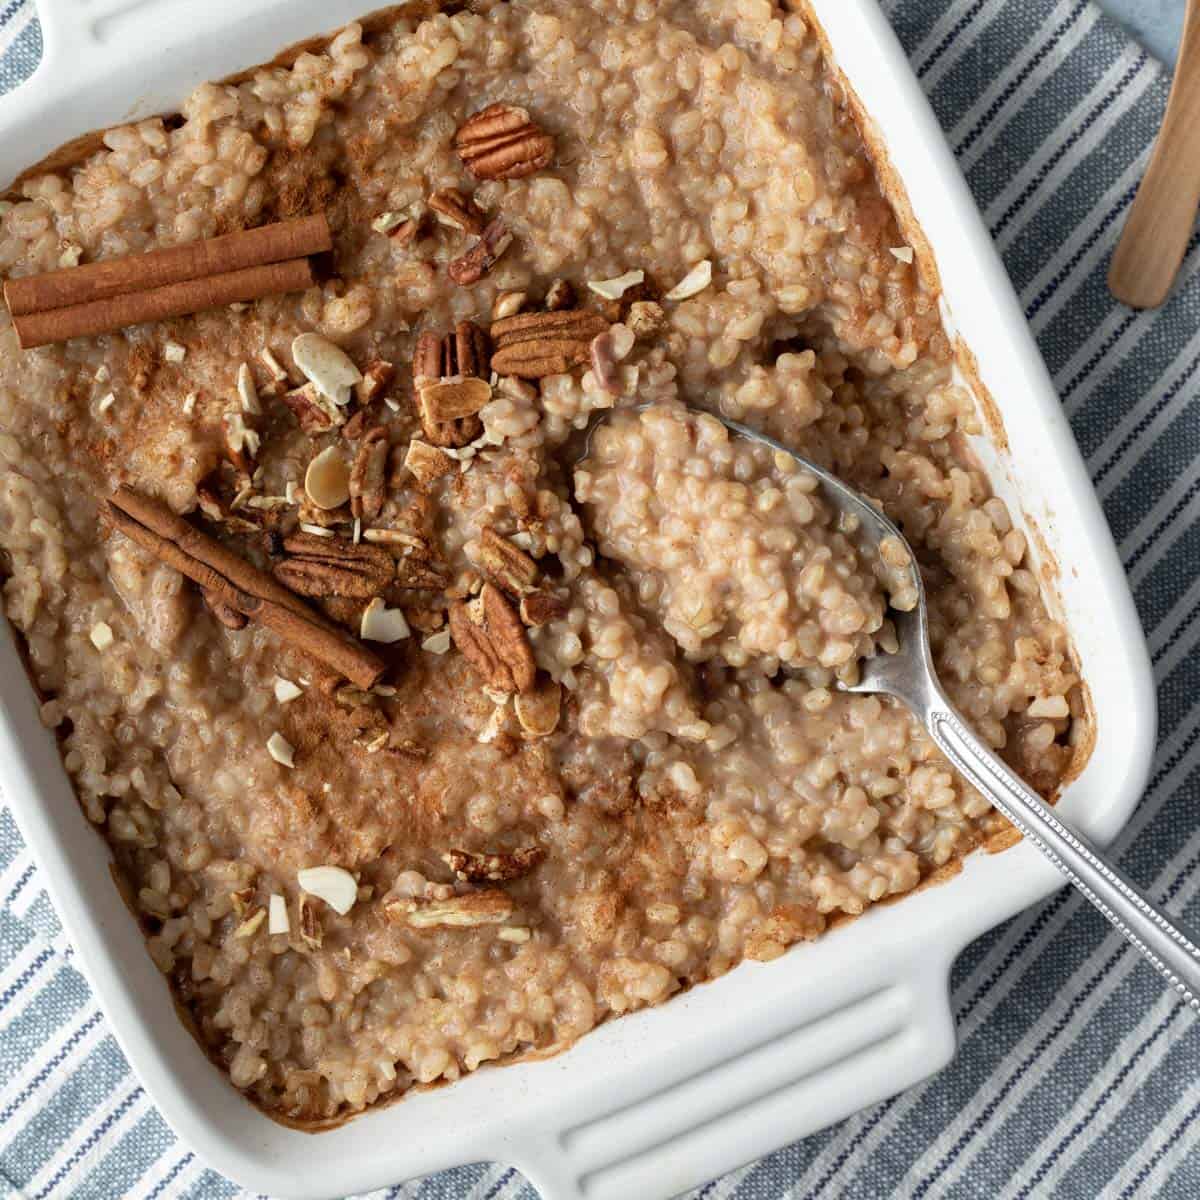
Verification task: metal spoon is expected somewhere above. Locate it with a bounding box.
[582,405,1200,1008]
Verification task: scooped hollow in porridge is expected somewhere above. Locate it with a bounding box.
[0,0,1087,1124]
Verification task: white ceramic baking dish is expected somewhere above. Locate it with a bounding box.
[0,2,1156,1198]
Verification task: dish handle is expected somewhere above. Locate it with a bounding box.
[507,957,958,1200]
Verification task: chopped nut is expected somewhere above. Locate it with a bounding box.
[492,290,527,321]
[627,300,665,339]
[282,381,347,435]
[474,527,539,596]
[420,377,493,422]
[96,392,116,414]
[89,621,114,650]
[490,309,609,379]
[354,360,395,407]
[181,392,197,416]
[237,362,261,414]
[261,347,287,381]
[421,629,452,654]
[428,187,487,236]
[275,533,394,599]
[404,440,456,486]
[297,865,358,915]
[305,446,351,511]
[664,259,713,301]
[448,216,513,287]
[445,846,546,883]
[163,341,186,364]
[448,583,537,693]
[890,245,915,264]
[388,889,514,928]
[356,729,391,754]
[298,895,323,949]
[588,269,644,301]
[268,894,289,935]
[498,926,531,943]
[234,908,267,939]
[454,103,555,181]
[360,597,411,644]
[349,427,388,521]
[274,676,303,704]
[222,411,260,475]
[267,732,295,767]
[515,679,562,737]
[292,333,362,407]
[371,210,408,235]
[544,278,575,311]
[519,589,568,627]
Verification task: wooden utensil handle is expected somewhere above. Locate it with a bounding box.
[1108,0,1200,309]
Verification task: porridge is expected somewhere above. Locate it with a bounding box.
[0,0,1086,1123]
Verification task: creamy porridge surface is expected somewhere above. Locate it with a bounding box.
[0,0,1085,1122]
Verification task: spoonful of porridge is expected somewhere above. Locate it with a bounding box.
[576,402,1200,1010]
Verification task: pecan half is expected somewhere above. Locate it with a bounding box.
[274,532,394,599]
[387,888,514,928]
[413,322,490,447]
[428,187,486,236]
[349,428,388,521]
[444,846,546,884]
[454,103,555,181]
[519,589,568,628]
[490,309,609,379]
[448,582,536,693]
[448,216,513,286]
[281,381,346,435]
[474,527,539,596]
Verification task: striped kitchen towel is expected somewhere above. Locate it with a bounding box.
[2,0,1199,1197]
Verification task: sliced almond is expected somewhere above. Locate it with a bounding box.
[299,522,336,538]
[297,865,358,915]
[305,447,351,511]
[421,629,452,654]
[587,269,644,301]
[404,440,456,485]
[515,680,562,737]
[268,894,289,935]
[492,290,527,321]
[360,597,411,644]
[237,362,261,414]
[664,259,713,301]
[222,411,260,474]
[274,677,303,704]
[388,889,513,929]
[292,333,363,407]
[97,392,116,414]
[267,732,295,767]
[419,377,493,422]
[234,908,267,938]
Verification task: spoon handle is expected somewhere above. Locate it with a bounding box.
[1108,0,1200,308]
[923,701,1200,1010]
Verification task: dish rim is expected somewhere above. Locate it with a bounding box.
[0,2,1156,1198]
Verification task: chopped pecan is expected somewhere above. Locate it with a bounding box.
[428,187,486,236]
[404,439,456,486]
[195,479,259,535]
[393,557,449,590]
[298,894,322,950]
[387,888,514,928]
[362,526,430,554]
[490,309,609,379]
[454,103,555,181]
[448,216,513,286]
[342,408,372,442]
[515,679,562,737]
[221,411,260,475]
[281,381,346,435]
[355,360,395,406]
[544,278,575,311]
[474,527,539,596]
[274,532,394,599]
[448,582,536,693]
[444,846,546,884]
[412,322,491,447]
[627,300,666,339]
[202,586,249,630]
[519,589,568,628]
[349,428,389,521]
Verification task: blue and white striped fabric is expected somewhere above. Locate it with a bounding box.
[3,0,1199,1196]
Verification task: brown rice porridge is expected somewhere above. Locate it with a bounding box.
[0,0,1087,1123]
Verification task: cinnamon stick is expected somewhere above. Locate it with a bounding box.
[12,258,315,349]
[104,490,386,691]
[4,213,330,316]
